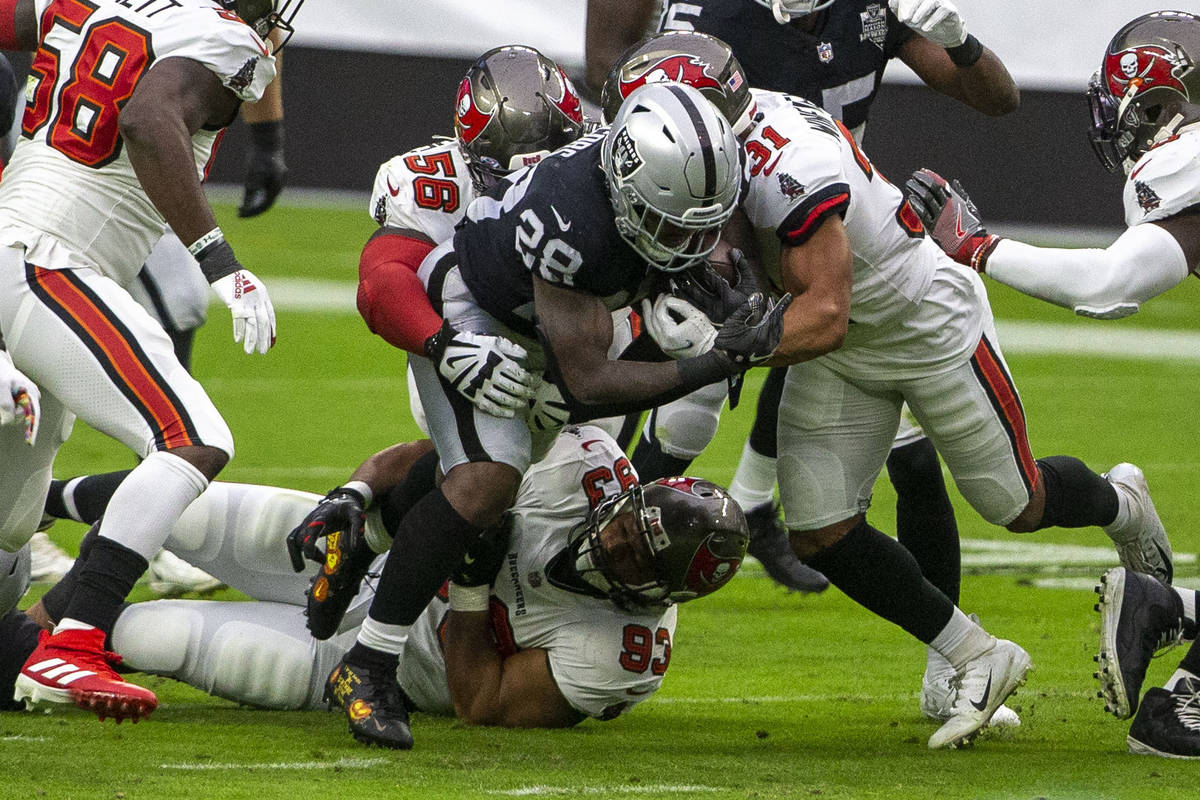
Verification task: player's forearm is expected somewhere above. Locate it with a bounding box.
[347,440,435,498]
[951,48,1019,117]
[241,42,282,124]
[443,610,506,725]
[122,118,219,247]
[985,224,1188,319]
[768,295,849,365]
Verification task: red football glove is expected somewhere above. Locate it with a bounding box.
[904,168,1002,273]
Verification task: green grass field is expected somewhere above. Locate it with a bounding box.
[6,200,1200,799]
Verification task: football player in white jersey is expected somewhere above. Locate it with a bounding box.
[0,0,302,722]
[604,31,1177,750]
[0,427,749,742]
[905,11,1200,759]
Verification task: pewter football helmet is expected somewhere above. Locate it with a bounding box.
[572,478,749,608]
[455,45,586,192]
[218,0,305,46]
[1088,10,1200,173]
[601,82,742,272]
[601,31,756,137]
[751,0,836,24]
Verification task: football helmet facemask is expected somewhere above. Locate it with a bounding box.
[570,478,749,609]
[1088,10,1200,174]
[750,0,836,24]
[601,82,742,272]
[601,31,757,137]
[218,0,304,48]
[455,45,586,193]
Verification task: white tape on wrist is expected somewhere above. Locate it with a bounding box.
[188,227,225,257]
[341,480,374,508]
[448,583,491,613]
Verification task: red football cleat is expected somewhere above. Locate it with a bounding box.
[14,628,157,722]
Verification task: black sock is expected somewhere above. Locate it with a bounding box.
[61,536,148,633]
[888,438,961,604]
[366,488,483,627]
[43,471,132,524]
[1177,639,1200,679]
[167,327,196,373]
[0,609,42,710]
[804,519,955,643]
[344,641,401,671]
[378,449,440,537]
[747,366,787,458]
[1036,456,1119,529]
[631,426,694,482]
[39,521,102,624]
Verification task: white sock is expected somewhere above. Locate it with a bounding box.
[54,618,96,634]
[59,476,86,522]
[926,645,953,676]
[1175,587,1197,629]
[1167,668,1199,691]
[357,616,408,656]
[728,442,777,511]
[1103,482,1132,534]
[929,608,995,671]
[97,451,209,560]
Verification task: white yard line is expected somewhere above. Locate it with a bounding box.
[159,757,389,771]
[489,786,723,797]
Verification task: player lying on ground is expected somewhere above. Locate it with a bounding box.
[4,426,748,742]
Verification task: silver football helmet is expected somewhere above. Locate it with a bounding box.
[571,478,749,608]
[601,82,742,272]
[751,0,836,24]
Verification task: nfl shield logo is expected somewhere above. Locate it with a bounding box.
[817,42,834,63]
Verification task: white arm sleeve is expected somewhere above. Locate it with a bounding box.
[985,223,1189,319]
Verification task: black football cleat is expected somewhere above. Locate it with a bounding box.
[324,659,413,750]
[1127,677,1200,759]
[1094,566,1186,719]
[306,529,376,640]
[744,503,829,594]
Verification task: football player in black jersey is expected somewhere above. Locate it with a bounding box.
[318,82,788,749]
[587,0,1018,605]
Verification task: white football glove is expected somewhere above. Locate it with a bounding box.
[210,270,277,355]
[428,323,536,419]
[641,295,718,360]
[0,350,40,446]
[527,378,570,433]
[888,0,967,48]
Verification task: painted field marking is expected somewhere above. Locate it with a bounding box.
[489,786,722,797]
[159,762,388,772]
[1,735,48,742]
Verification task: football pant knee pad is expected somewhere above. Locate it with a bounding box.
[643,381,727,459]
[0,544,30,616]
[114,599,318,710]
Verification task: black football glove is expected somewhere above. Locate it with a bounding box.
[452,522,512,588]
[904,168,1001,273]
[237,120,287,218]
[286,486,367,572]
[714,291,793,368]
[666,262,749,326]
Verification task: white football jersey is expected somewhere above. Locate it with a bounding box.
[398,425,678,721]
[369,138,476,242]
[1122,123,1200,228]
[0,0,275,286]
[741,89,986,379]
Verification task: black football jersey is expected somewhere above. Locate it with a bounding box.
[453,131,651,338]
[660,0,913,138]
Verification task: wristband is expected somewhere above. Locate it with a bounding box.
[677,349,737,390]
[341,480,374,509]
[188,227,225,257]
[946,34,984,67]
[448,582,491,613]
[196,240,241,284]
[247,119,284,152]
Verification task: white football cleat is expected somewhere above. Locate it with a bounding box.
[1103,463,1173,585]
[921,644,1020,728]
[928,639,1032,749]
[147,550,223,596]
[28,531,74,583]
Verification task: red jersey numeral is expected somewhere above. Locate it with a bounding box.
[403,150,460,213]
[581,456,638,509]
[618,623,672,675]
[746,125,790,178]
[25,0,153,168]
